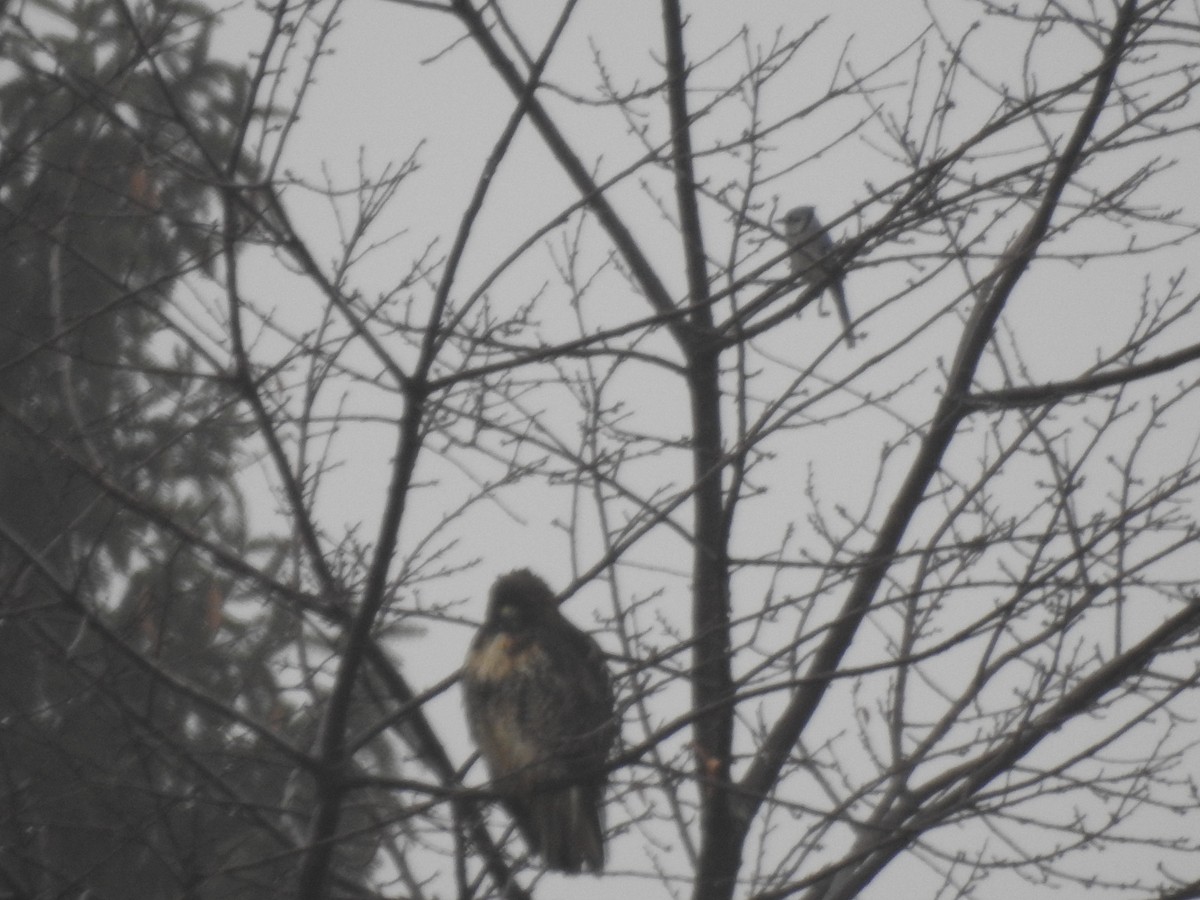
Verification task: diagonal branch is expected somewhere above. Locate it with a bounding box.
[736,0,1141,850]
[448,0,686,343]
[750,598,1200,900]
[295,5,579,898]
[965,339,1200,410]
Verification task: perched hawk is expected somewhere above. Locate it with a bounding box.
[463,569,618,873]
[782,205,855,348]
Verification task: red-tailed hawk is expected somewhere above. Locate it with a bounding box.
[463,569,618,873]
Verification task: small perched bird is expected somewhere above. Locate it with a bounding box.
[462,569,618,873]
[782,205,855,347]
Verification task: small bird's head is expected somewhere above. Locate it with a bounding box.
[485,569,558,631]
[782,205,817,235]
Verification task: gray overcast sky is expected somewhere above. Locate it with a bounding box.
[205,3,1200,895]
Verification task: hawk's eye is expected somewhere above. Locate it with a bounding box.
[496,601,519,621]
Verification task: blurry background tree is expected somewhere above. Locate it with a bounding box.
[0,1,385,896]
[3,1,1200,900]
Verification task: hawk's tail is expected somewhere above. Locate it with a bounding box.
[522,783,606,873]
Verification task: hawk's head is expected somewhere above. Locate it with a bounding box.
[484,568,558,632]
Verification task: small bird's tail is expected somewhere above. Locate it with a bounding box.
[522,784,606,873]
[830,281,856,348]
